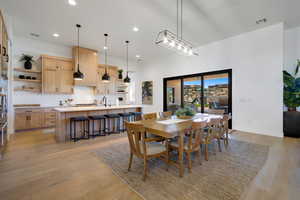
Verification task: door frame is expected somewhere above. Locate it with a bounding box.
[163,69,232,126]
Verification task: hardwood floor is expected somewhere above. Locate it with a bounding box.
[0,129,299,200]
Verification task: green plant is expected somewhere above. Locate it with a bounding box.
[118,69,123,73]
[19,54,34,62]
[175,106,196,117]
[283,59,300,111]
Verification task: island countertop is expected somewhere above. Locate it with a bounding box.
[54,105,142,113]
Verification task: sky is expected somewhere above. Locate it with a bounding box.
[184,77,229,88]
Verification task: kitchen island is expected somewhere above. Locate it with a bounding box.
[54,105,142,142]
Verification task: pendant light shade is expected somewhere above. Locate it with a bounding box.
[74,24,84,80]
[123,40,131,84]
[102,33,110,82]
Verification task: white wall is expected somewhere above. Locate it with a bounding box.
[12,36,140,107]
[140,23,284,138]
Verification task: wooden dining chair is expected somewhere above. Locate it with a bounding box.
[202,118,223,161]
[221,114,231,146]
[168,121,206,173]
[159,111,172,119]
[125,121,169,181]
[142,112,157,120]
[207,109,225,115]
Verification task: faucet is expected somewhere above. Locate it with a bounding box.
[102,96,107,107]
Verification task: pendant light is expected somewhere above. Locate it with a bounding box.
[123,40,131,84]
[102,33,110,82]
[73,24,84,80]
[155,0,198,56]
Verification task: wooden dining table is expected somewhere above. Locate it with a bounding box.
[134,113,223,177]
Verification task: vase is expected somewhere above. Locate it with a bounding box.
[24,60,32,70]
[283,111,300,138]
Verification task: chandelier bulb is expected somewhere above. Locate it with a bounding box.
[177,44,182,50]
[163,37,168,44]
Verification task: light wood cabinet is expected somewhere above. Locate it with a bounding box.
[42,55,74,94]
[73,47,98,87]
[15,108,57,131]
[95,65,118,95]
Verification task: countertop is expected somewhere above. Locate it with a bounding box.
[54,105,142,113]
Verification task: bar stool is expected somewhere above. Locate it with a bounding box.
[104,114,121,134]
[70,116,90,142]
[118,113,132,132]
[130,112,142,121]
[89,115,106,137]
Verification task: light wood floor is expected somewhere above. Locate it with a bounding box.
[0,129,299,200]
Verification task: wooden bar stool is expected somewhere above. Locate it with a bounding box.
[89,115,106,137]
[70,116,90,142]
[104,114,121,134]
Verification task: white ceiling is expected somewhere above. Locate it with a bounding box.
[1,0,300,61]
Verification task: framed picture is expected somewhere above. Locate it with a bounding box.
[142,81,153,105]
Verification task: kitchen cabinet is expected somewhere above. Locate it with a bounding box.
[73,47,98,87]
[42,55,74,94]
[95,65,118,95]
[15,108,57,131]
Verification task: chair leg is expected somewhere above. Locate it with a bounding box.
[205,144,209,161]
[143,157,147,181]
[128,152,133,171]
[187,152,192,173]
[217,138,222,152]
[165,141,169,171]
[195,149,202,165]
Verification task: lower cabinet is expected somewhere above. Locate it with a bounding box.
[15,109,57,131]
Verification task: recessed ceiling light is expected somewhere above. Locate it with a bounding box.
[136,55,140,58]
[68,0,77,6]
[30,33,40,38]
[133,27,139,32]
[53,33,60,37]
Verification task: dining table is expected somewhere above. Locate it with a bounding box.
[134,113,223,177]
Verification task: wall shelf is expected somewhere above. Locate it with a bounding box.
[14,88,41,93]
[14,68,42,73]
[14,78,42,83]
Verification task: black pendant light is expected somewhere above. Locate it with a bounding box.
[102,33,110,82]
[73,24,84,80]
[123,40,131,84]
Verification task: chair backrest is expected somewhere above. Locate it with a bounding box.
[207,109,225,115]
[187,121,207,151]
[143,113,157,120]
[206,118,222,140]
[159,111,172,119]
[125,122,146,158]
[222,114,230,134]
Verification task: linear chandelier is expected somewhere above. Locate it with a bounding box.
[155,0,198,56]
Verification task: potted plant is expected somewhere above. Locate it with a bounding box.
[19,54,35,70]
[283,60,300,137]
[175,106,196,119]
[118,69,123,80]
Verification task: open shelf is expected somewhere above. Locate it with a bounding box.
[14,68,42,73]
[14,88,41,93]
[14,78,41,83]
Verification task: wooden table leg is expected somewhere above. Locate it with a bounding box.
[178,134,184,177]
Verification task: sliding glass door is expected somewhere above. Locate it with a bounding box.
[164,69,232,117]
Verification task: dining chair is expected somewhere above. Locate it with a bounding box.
[142,112,158,120]
[159,111,172,119]
[221,114,231,146]
[207,109,225,115]
[125,121,169,181]
[202,118,223,161]
[168,121,206,173]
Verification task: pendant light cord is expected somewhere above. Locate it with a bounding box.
[77,24,80,71]
[104,34,108,73]
[181,0,183,40]
[177,0,179,38]
[126,41,129,75]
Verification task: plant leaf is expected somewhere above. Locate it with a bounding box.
[296,59,300,76]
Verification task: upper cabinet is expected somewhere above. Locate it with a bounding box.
[41,55,74,94]
[0,10,9,79]
[73,47,98,87]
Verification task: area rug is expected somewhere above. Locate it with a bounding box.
[93,138,269,200]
